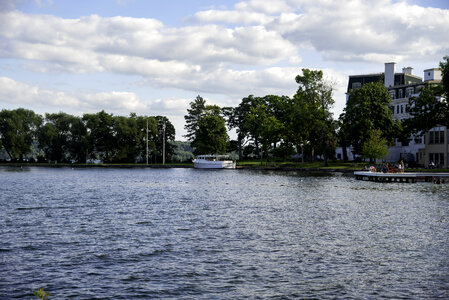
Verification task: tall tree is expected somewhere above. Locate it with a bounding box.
[246,103,283,163]
[68,116,89,163]
[192,115,229,155]
[0,108,42,161]
[37,112,86,163]
[111,115,139,163]
[291,69,336,165]
[342,82,398,156]
[223,95,260,160]
[83,110,115,162]
[184,95,206,141]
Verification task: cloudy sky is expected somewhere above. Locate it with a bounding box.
[1,0,448,139]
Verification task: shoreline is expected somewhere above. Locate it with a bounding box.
[1,163,446,174]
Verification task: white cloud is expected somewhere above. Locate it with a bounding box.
[235,0,294,14]
[0,76,186,116]
[265,0,449,63]
[0,77,81,108]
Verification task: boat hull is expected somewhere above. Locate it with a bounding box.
[193,160,236,169]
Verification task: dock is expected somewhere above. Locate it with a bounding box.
[354,171,449,183]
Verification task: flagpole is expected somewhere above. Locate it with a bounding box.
[163,120,166,165]
[146,119,149,165]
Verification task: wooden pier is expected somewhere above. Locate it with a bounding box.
[354,171,449,183]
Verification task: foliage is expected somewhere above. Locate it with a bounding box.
[0,108,42,161]
[362,129,389,162]
[405,56,449,133]
[404,84,446,133]
[83,110,115,162]
[221,69,337,163]
[184,95,206,141]
[192,115,229,155]
[223,95,262,160]
[185,96,230,155]
[440,55,449,99]
[152,116,176,163]
[0,108,175,163]
[171,141,194,162]
[37,112,87,163]
[292,69,336,165]
[33,288,49,300]
[246,102,283,162]
[342,82,398,156]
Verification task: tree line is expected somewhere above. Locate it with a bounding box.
[185,57,449,164]
[0,110,175,163]
[185,69,337,165]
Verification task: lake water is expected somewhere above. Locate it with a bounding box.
[1,167,448,299]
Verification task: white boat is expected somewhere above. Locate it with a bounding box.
[193,155,236,169]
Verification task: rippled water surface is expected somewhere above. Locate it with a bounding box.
[1,167,449,299]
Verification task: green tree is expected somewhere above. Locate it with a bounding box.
[83,111,115,162]
[342,82,398,156]
[37,112,87,163]
[246,103,283,163]
[291,69,336,165]
[192,115,229,155]
[0,108,42,161]
[362,129,389,163]
[68,116,89,163]
[441,55,449,99]
[184,95,206,141]
[223,95,260,160]
[111,115,139,162]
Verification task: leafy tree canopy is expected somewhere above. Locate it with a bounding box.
[0,108,42,161]
[342,82,398,155]
[362,129,389,163]
[405,56,449,133]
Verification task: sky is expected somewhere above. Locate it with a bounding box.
[1,0,448,140]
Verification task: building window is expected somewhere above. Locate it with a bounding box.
[398,89,403,98]
[406,87,414,97]
[352,82,361,90]
[429,130,445,144]
[396,105,400,114]
[400,105,403,114]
